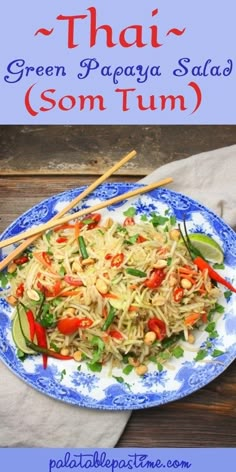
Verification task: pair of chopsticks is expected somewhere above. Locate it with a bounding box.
[0,150,173,271]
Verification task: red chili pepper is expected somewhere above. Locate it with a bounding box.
[42,252,52,266]
[137,235,147,243]
[44,279,62,298]
[43,350,73,360]
[57,317,93,335]
[56,237,68,243]
[16,282,25,298]
[105,253,113,260]
[14,256,29,266]
[37,280,46,293]
[64,275,83,287]
[34,322,48,369]
[111,253,125,267]
[194,256,236,293]
[123,217,135,226]
[173,287,184,303]
[144,269,165,289]
[81,213,101,229]
[180,221,236,293]
[148,317,166,341]
[109,329,123,340]
[26,310,35,342]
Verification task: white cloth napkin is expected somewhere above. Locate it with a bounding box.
[1,144,236,448]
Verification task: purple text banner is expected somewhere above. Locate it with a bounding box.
[1,449,236,472]
[0,0,235,124]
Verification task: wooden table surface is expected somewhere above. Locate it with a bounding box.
[0,125,236,447]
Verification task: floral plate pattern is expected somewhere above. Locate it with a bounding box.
[0,183,236,410]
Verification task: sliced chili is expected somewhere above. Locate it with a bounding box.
[111,253,124,267]
[16,282,24,298]
[64,275,83,287]
[123,217,135,226]
[173,287,184,303]
[26,310,36,342]
[57,317,93,335]
[14,256,29,266]
[144,269,166,289]
[109,329,123,340]
[34,321,48,369]
[56,237,68,243]
[148,317,166,341]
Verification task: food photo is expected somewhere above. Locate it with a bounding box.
[0,125,236,447]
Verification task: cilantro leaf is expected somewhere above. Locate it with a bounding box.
[141,214,148,221]
[112,375,124,383]
[124,235,138,245]
[172,346,184,359]
[17,349,27,360]
[150,214,169,227]
[157,362,164,372]
[87,362,102,372]
[194,349,208,361]
[205,321,216,333]
[212,349,224,358]
[213,263,225,270]
[215,303,224,314]
[122,365,134,375]
[170,215,177,226]
[224,290,232,300]
[60,369,66,381]
[123,207,136,217]
[0,272,9,289]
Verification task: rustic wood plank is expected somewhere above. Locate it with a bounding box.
[118,362,236,447]
[1,125,236,175]
[0,176,136,232]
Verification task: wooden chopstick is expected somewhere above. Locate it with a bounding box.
[0,150,136,271]
[0,178,173,250]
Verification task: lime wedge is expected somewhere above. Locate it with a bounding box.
[12,311,35,355]
[188,233,224,264]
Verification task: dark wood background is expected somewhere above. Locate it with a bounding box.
[0,125,236,447]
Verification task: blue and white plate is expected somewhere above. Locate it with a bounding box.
[0,183,236,410]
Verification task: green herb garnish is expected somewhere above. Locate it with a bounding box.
[172,346,184,359]
[87,362,102,372]
[194,349,208,361]
[213,263,225,270]
[212,349,224,358]
[123,207,136,217]
[122,365,134,375]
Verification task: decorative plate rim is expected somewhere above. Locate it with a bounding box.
[0,182,236,410]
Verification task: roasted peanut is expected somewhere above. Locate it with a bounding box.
[81,258,95,267]
[96,278,108,294]
[153,259,168,269]
[7,262,17,274]
[181,278,192,289]
[60,348,70,356]
[73,351,82,362]
[170,229,180,241]
[144,331,156,345]
[135,364,148,376]
[6,295,18,306]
